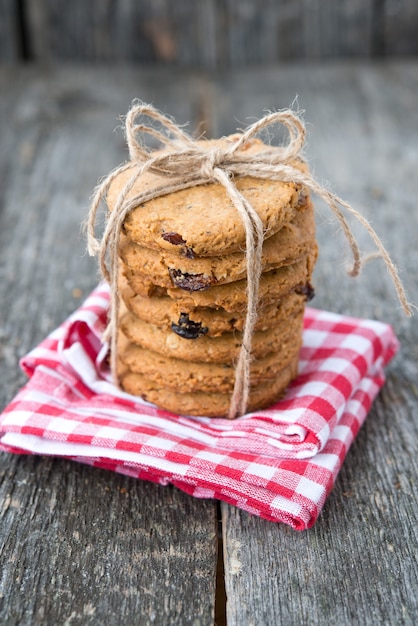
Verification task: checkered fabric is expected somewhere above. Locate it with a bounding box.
[0,284,398,529]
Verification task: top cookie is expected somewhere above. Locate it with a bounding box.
[107,137,308,257]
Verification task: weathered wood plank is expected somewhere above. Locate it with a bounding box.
[21,0,418,66]
[214,62,418,625]
[0,0,20,60]
[224,0,375,63]
[222,377,418,625]
[24,0,220,66]
[1,62,418,625]
[383,0,418,56]
[0,66,218,625]
[301,0,375,58]
[0,456,218,625]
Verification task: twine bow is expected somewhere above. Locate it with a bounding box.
[87,101,412,419]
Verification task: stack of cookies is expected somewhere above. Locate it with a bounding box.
[109,138,318,417]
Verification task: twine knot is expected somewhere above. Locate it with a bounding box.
[87,101,412,419]
[200,148,226,179]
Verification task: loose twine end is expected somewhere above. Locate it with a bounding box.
[87,102,413,419]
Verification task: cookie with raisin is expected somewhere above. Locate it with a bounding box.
[119,300,304,364]
[118,198,316,289]
[122,252,317,313]
[107,137,309,257]
[120,275,310,337]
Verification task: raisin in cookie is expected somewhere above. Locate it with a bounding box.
[122,252,317,312]
[119,302,304,364]
[121,276,309,337]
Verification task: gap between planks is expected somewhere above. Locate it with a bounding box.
[215,501,227,626]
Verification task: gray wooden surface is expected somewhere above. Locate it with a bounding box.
[2,1,418,64]
[0,0,20,60]
[0,62,417,624]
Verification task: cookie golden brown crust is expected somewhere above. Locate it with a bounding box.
[118,199,316,289]
[110,136,317,417]
[107,138,309,257]
[119,355,300,418]
[119,304,304,364]
[121,252,317,312]
[121,274,308,337]
[117,328,302,394]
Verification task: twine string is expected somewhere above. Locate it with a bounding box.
[87,101,412,419]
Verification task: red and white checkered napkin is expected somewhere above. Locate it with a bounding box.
[0,284,398,529]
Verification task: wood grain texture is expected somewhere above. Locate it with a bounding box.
[24,0,220,66]
[6,0,417,65]
[0,0,20,60]
[0,456,217,625]
[216,62,418,625]
[222,376,418,625]
[0,66,218,625]
[383,0,418,56]
[0,62,417,625]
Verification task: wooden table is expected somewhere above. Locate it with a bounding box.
[0,62,417,625]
